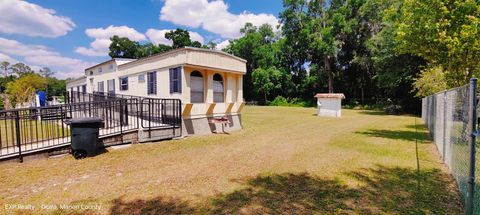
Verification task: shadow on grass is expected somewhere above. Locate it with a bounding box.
[110,197,195,215]
[355,128,430,143]
[405,123,428,131]
[108,166,462,214]
[357,110,386,116]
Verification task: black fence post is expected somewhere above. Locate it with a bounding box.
[467,78,477,215]
[148,99,152,138]
[119,100,123,133]
[122,99,128,126]
[179,100,182,136]
[15,111,22,163]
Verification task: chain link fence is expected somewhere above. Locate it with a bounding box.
[422,79,478,214]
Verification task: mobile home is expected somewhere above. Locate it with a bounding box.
[66,47,246,136]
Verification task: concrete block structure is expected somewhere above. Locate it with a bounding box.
[314,93,345,117]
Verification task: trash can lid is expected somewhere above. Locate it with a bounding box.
[69,117,103,124]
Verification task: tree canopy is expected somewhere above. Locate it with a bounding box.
[397,0,480,96]
[0,60,66,109]
[109,28,208,59]
[5,73,47,106]
[103,0,479,113]
[221,0,480,112]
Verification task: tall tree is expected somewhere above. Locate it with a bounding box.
[0,61,15,93]
[207,41,217,50]
[109,28,207,59]
[39,67,54,78]
[225,23,286,101]
[10,63,34,77]
[165,28,204,49]
[46,77,66,97]
[0,61,10,77]
[109,35,141,58]
[280,0,347,93]
[397,0,480,92]
[5,73,47,106]
[39,67,54,97]
[252,67,284,103]
[165,29,191,49]
[279,0,311,79]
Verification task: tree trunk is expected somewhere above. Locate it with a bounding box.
[324,56,333,93]
[361,87,364,105]
[317,63,322,90]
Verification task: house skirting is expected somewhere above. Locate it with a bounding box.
[182,113,242,136]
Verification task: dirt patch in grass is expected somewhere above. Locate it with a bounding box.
[0,106,463,214]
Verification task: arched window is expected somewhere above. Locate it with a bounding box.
[190,71,204,103]
[213,73,224,103]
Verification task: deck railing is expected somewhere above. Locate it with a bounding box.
[0,92,182,162]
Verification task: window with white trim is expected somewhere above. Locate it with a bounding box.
[169,67,182,93]
[107,79,115,94]
[213,73,224,103]
[119,77,128,91]
[138,74,145,82]
[147,71,157,95]
[97,81,104,93]
[190,71,204,103]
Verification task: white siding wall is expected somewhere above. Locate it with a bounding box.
[66,77,87,92]
[77,48,246,118]
[317,98,342,117]
[186,50,246,73]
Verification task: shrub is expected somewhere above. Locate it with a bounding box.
[269,96,289,106]
[384,104,402,115]
[268,96,315,107]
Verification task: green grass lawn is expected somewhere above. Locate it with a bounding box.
[0,106,463,214]
[0,119,68,148]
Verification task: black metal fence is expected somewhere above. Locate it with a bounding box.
[422,79,478,214]
[0,91,182,162]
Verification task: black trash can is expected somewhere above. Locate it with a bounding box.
[69,117,104,159]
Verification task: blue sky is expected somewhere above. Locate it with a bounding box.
[0,0,283,79]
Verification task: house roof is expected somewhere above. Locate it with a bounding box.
[314,93,346,99]
[114,46,247,74]
[84,58,137,71]
[66,76,86,84]
[118,47,247,69]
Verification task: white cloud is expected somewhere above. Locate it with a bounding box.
[85,25,146,41]
[215,40,231,50]
[77,25,208,57]
[0,53,17,63]
[75,25,146,57]
[0,53,43,73]
[0,0,75,38]
[0,37,95,78]
[74,46,105,57]
[146,29,205,46]
[145,29,173,46]
[189,32,205,44]
[160,0,279,38]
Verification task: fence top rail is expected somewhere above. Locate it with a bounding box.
[0,98,136,114]
[0,94,182,114]
[70,91,181,102]
[423,83,471,99]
